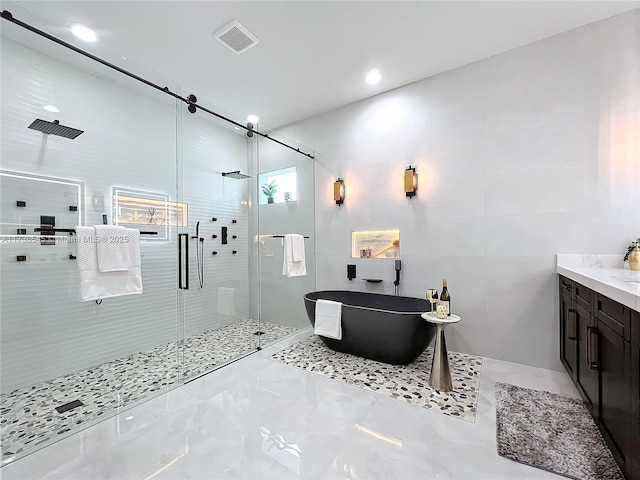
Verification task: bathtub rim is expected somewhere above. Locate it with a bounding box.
[304,290,429,316]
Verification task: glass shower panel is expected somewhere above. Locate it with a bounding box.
[0,6,182,464]
[180,101,255,380]
[254,126,316,345]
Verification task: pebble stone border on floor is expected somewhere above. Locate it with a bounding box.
[0,320,297,462]
[271,335,483,422]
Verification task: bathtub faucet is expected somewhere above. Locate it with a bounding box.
[394,260,401,296]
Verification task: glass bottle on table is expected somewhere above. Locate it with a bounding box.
[440,278,451,316]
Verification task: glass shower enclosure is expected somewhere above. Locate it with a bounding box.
[251,126,316,333]
[0,3,316,466]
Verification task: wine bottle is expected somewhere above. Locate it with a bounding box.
[440,278,451,316]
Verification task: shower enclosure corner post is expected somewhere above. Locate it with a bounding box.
[247,132,261,345]
[175,92,186,382]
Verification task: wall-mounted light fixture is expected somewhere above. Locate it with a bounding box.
[404,166,417,198]
[334,178,345,205]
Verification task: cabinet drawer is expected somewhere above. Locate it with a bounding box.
[596,294,631,341]
[559,276,574,295]
[575,282,593,308]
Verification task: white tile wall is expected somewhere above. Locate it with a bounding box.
[279,10,640,370]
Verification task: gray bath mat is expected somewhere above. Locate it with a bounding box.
[271,335,482,422]
[495,383,624,480]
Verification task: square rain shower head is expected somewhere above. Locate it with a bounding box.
[222,171,251,179]
[28,119,84,139]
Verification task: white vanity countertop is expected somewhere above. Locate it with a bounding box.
[557,254,640,313]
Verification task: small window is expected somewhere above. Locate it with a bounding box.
[259,167,297,205]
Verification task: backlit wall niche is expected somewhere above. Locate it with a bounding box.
[113,187,188,240]
[351,229,400,258]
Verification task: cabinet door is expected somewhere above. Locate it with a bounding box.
[631,310,640,478]
[559,289,577,378]
[597,320,632,474]
[576,304,598,414]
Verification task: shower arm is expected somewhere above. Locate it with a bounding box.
[0,10,314,160]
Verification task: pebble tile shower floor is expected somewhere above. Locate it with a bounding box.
[272,335,483,422]
[0,319,297,461]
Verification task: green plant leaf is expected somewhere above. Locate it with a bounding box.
[261,180,277,197]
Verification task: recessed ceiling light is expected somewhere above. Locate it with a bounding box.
[247,114,259,124]
[70,23,98,42]
[43,105,60,113]
[364,69,382,85]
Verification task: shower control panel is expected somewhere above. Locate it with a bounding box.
[208,216,240,255]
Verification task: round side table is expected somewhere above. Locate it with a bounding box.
[421,312,461,392]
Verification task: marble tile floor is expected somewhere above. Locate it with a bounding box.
[1,328,581,479]
[0,319,298,463]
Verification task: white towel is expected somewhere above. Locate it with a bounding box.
[125,228,141,267]
[76,226,97,272]
[314,299,342,340]
[75,226,143,302]
[291,234,305,262]
[94,225,129,272]
[282,234,307,277]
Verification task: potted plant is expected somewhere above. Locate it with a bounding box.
[262,180,277,204]
[624,238,640,271]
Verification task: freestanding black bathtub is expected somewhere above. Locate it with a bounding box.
[303,290,436,365]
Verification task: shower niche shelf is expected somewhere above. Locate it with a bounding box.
[113,187,188,241]
[351,229,400,259]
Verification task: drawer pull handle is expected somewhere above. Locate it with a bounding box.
[568,309,578,340]
[587,326,599,370]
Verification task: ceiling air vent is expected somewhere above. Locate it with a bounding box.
[214,20,259,55]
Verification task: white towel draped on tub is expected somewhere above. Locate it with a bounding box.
[282,234,307,277]
[314,299,342,340]
[76,226,143,302]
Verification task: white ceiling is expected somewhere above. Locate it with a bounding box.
[3,1,639,129]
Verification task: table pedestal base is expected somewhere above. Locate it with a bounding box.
[429,323,453,392]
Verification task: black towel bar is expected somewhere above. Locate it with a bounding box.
[33,228,158,235]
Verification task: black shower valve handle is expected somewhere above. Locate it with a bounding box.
[211,217,217,222]
[212,234,217,239]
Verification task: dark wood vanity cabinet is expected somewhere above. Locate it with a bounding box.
[632,309,640,477]
[558,276,638,479]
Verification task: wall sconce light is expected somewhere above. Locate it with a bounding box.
[334,178,345,205]
[404,166,417,198]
